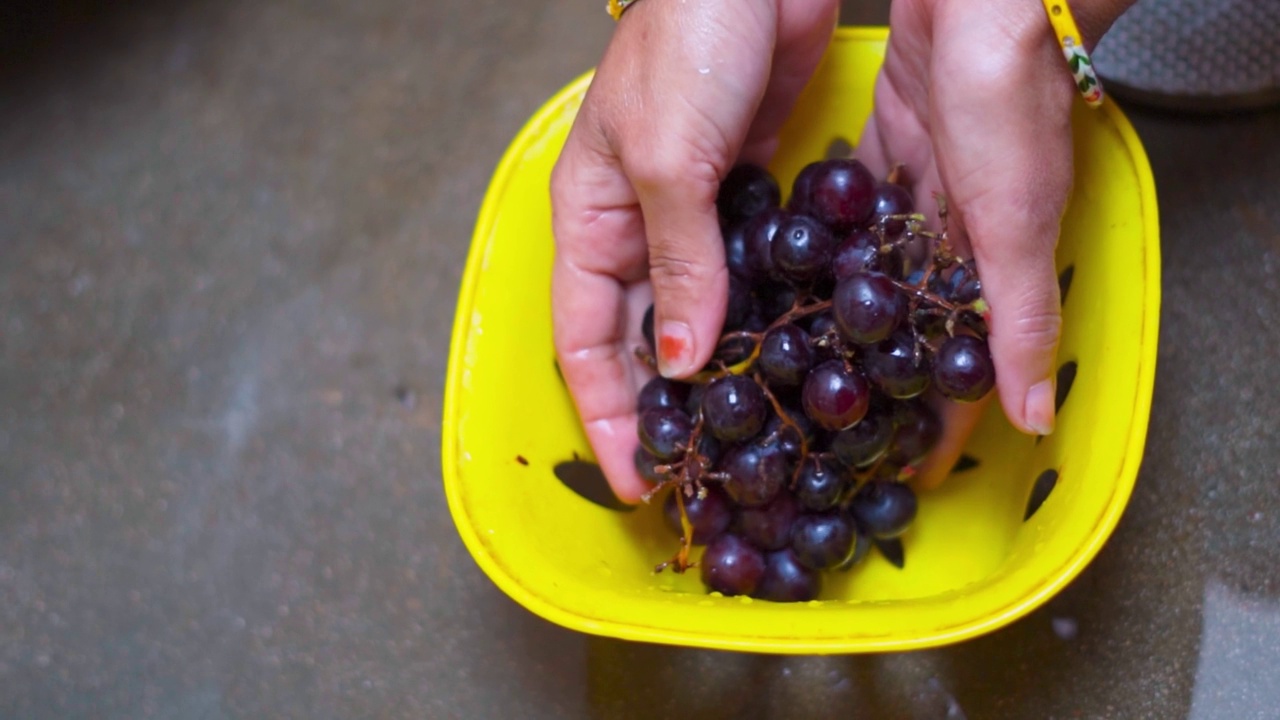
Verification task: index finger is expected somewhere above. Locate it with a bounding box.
[550,132,656,503]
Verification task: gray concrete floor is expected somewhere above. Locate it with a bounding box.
[2,1,1279,718]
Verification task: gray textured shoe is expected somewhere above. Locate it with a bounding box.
[1092,0,1280,112]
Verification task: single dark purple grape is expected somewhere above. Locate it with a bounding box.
[934,334,996,402]
[761,411,813,464]
[790,512,856,570]
[829,406,893,468]
[834,229,904,281]
[702,375,768,442]
[787,161,822,215]
[717,164,781,225]
[663,485,733,545]
[759,324,814,387]
[801,359,871,431]
[719,441,786,507]
[637,377,690,414]
[634,446,667,484]
[832,229,880,282]
[744,208,789,282]
[807,311,838,338]
[754,281,798,324]
[795,158,876,232]
[642,304,655,351]
[850,480,918,539]
[904,268,926,286]
[887,399,942,466]
[638,407,692,462]
[954,276,982,305]
[833,272,907,345]
[725,274,753,331]
[754,548,822,602]
[700,533,766,596]
[771,214,836,284]
[863,330,931,399]
[947,261,983,305]
[871,182,914,237]
[836,528,873,571]
[794,456,845,512]
[738,490,799,551]
[723,221,752,280]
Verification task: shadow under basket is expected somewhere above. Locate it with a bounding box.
[442,27,1161,654]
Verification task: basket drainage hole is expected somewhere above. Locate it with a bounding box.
[1058,265,1075,305]
[825,136,854,159]
[554,459,634,512]
[1024,469,1059,521]
[1056,360,1077,414]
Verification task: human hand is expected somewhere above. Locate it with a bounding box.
[550,0,1134,501]
[854,0,1134,487]
[550,0,840,502]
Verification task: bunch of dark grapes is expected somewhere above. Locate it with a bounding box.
[634,157,995,602]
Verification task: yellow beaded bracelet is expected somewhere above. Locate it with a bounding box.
[1041,0,1105,108]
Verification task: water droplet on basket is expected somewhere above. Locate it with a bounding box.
[738,596,753,604]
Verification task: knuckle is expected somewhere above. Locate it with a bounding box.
[626,145,720,202]
[648,252,706,284]
[1010,305,1062,353]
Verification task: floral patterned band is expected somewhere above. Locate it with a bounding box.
[1041,0,1105,108]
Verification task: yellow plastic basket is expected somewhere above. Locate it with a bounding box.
[443,27,1160,654]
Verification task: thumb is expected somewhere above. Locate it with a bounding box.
[630,157,730,379]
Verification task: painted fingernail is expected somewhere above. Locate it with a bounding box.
[657,321,695,378]
[1024,378,1056,436]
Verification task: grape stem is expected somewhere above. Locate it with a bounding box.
[839,453,895,510]
[752,371,810,486]
[653,485,696,574]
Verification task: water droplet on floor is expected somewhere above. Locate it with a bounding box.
[1052,616,1079,640]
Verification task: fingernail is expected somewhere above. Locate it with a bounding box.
[656,321,695,378]
[1024,378,1056,436]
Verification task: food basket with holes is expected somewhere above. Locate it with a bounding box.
[442,27,1160,653]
